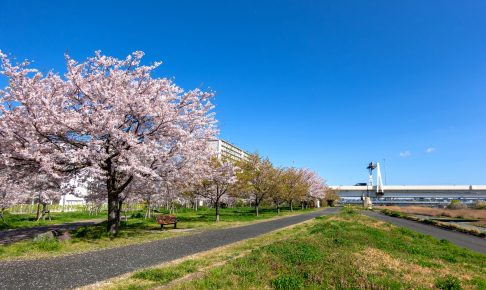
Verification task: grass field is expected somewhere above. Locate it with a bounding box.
[92,207,486,290]
[0,206,316,261]
[0,210,107,230]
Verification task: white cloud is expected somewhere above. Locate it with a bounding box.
[399,150,411,157]
[426,147,436,153]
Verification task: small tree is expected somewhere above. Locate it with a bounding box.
[300,168,326,208]
[268,167,286,214]
[281,167,307,211]
[235,154,274,216]
[324,187,340,207]
[194,159,237,222]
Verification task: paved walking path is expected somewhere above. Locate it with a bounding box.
[0,208,339,290]
[0,219,104,245]
[362,211,486,253]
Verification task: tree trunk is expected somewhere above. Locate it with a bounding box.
[290,201,293,211]
[36,203,49,221]
[215,201,220,222]
[255,202,259,216]
[116,199,123,227]
[145,200,151,219]
[35,193,41,220]
[107,190,119,236]
[277,203,280,214]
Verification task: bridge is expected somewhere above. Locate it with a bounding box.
[330,185,486,206]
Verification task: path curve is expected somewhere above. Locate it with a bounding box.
[362,211,486,253]
[0,208,339,290]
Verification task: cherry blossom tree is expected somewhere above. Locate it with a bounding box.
[194,158,238,222]
[0,51,216,235]
[0,167,27,221]
[300,168,326,208]
[235,154,274,216]
[0,159,62,220]
[266,167,286,214]
[280,167,307,211]
[324,187,340,206]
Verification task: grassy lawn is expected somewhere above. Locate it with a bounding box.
[0,206,317,261]
[0,211,107,230]
[92,207,486,290]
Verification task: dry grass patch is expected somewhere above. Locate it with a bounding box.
[377,206,486,220]
[354,247,480,289]
[329,214,392,231]
[354,247,435,288]
[472,220,486,228]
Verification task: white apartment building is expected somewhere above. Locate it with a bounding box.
[208,139,251,162]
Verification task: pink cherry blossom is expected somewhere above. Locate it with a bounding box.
[0,51,217,234]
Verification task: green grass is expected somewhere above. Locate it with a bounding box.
[0,206,317,261]
[132,260,204,284]
[161,206,316,226]
[160,208,485,290]
[0,210,106,230]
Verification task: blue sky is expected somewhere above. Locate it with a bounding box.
[1,1,485,185]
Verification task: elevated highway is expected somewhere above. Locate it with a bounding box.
[330,185,486,205]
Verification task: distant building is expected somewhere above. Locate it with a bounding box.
[60,193,85,206]
[208,139,251,162]
[61,177,88,206]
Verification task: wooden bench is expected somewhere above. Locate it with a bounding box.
[156,215,177,229]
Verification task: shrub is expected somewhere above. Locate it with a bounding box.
[131,211,144,219]
[435,275,462,290]
[472,200,486,210]
[446,200,467,210]
[381,209,404,218]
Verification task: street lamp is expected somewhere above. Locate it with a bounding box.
[363,162,376,209]
[366,162,377,196]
